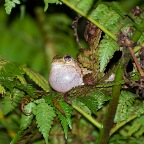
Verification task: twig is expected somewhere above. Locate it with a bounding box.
[128,47,144,76]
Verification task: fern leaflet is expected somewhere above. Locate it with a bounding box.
[114,90,136,123]
[69,0,94,14]
[43,0,61,11]
[72,99,91,115]
[58,99,73,129]
[76,89,111,114]
[98,34,118,72]
[57,111,69,139]
[34,99,56,144]
[20,102,36,129]
[23,67,49,92]
[0,84,5,94]
[2,89,24,114]
[4,0,20,14]
[0,62,24,79]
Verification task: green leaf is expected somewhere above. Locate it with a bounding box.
[16,83,35,97]
[44,92,59,105]
[135,102,144,116]
[114,90,136,123]
[98,34,118,72]
[57,111,69,139]
[43,0,61,11]
[69,0,94,14]
[20,102,36,129]
[23,67,49,92]
[34,99,56,144]
[54,98,73,139]
[76,89,111,114]
[72,99,91,115]
[2,89,24,114]
[0,62,24,79]
[0,84,5,94]
[0,58,10,69]
[4,0,20,14]
[104,2,127,18]
[58,99,73,129]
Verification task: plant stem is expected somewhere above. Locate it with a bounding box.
[61,0,117,41]
[98,61,123,144]
[10,128,25,144]
[72,104,103,130]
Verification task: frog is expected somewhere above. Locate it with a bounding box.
[49,54,87,93]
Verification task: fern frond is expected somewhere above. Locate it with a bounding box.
[127,119,141,137]
[104,2,127,18]
[34,99,56,144]
[20,102,36,129]
[90,4,121,33]
[58,99,73,129]
[57,111,69,139]
[0,62,24,79]
[4,0,20,14]
[114,90,136,123]
[44,92,60,105]
[23,67,49,92]
[135,102,144,116]
[43,0,61,11]
[117,116,144,138]
[16,83,35,97]
[76,89,111,114]
[72,99,91,115]
[69,0,94,14]
[0,58,10,69]
[2,89,24,114]
[98,34,118,72]
[0,84,5,94]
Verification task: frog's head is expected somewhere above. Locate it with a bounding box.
[51,54,77,67]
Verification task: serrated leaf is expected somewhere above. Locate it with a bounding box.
[44,92,60,105]
[58,99,73,129]
[16,83,35,97]
[0,62,24,78]
[43,0,60,11]
[2,89,24,114]
[104,2,127,17]
[4,0,20,14]
[72,99,91,115]
[115,90,136,123]
[98,34,118,72]
[57,111,69,139]
[23,67,49,92]
[0,84,5,94]
[54,98,73,139]
[76,89,111,114]
[0,58,10,69]
[72,0,94,14]
[135,102,144,116]
[34,100,56,144]
[20,102,36,129]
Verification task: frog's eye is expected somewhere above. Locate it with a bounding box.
[63,54,73,62]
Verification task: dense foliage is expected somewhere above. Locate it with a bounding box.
[1,0,144,144]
